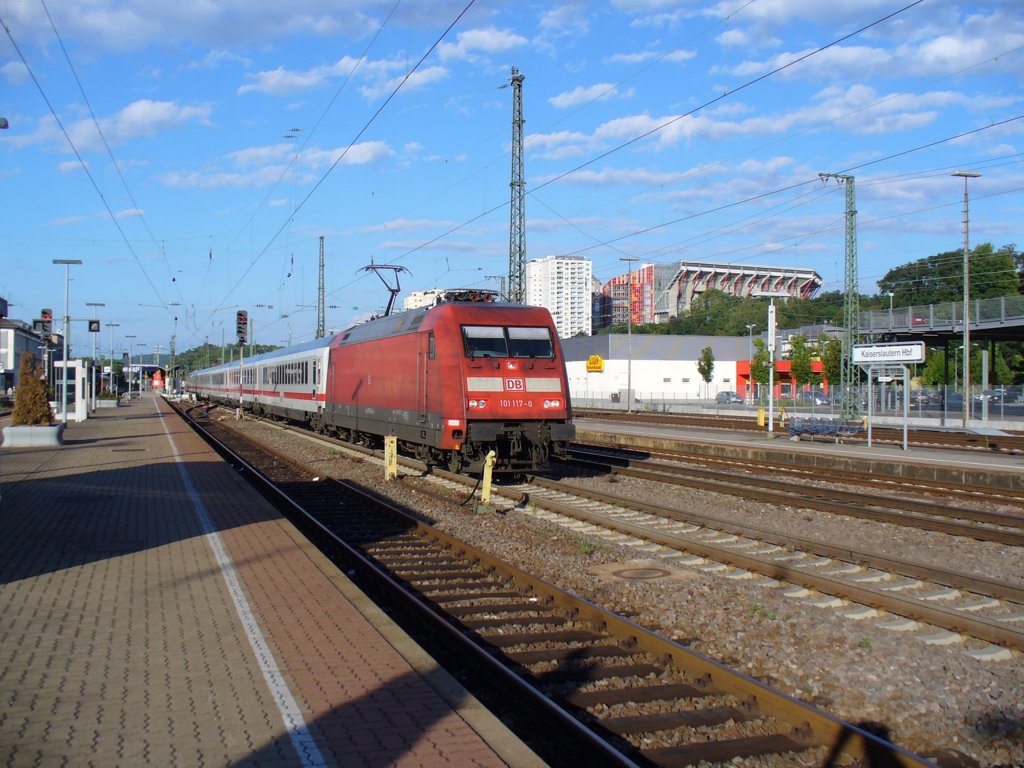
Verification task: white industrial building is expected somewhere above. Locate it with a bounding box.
[561,334,748,406]
[525,256,592,340]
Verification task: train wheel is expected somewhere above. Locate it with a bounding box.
[447,453,463,473]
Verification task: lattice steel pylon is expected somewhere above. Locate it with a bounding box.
[507,67,526,303]
[819,173,859,418]
[316,235,326,338]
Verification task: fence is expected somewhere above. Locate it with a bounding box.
[571,384,1024,427]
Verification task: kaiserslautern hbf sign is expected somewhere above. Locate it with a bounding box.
[852,342,926,364]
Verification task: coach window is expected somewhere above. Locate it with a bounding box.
[428,332,436,359]
[462,325,507,358]
[507,327,554,359]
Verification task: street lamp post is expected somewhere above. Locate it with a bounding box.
[125,335,137,401]
[106,323,120,395]
[952,170,980,428]
[86,302,105,410]
[52,259,83,424]
[620,258,638,413]
[745,323,757,402]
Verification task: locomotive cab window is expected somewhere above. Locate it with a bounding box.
[462,326,507,358]
[507,327,554,359]
[462,325,554,359]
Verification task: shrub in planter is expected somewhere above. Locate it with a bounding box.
[11,351,54,426]
[4,352,63,447]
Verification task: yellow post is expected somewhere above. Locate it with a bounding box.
[480,450,497,506]
[384,435,398,481]
[757,407,765,427]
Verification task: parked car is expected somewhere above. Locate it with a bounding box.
[715,391,744,404]
[981,388,1014,403]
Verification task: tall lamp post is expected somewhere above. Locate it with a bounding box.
[106,322,120,395]
[52,259,83,424]
[952,170,980,428]
[619,257,638,413]
[86,302,105,410]
[125,335,137,401]
[745,323,757,402]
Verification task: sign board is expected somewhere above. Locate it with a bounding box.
[852,342,925,365]
[586,354,604,373]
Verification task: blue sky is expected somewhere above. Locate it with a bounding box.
[1,0,1022,360]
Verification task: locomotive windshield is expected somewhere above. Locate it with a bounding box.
[462,325,555,359]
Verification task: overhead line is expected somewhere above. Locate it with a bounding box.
[0,12,167,310]
[381,0,927,271]
[205,0,478,336]
[224,0,404,255]
[526,0,926,199]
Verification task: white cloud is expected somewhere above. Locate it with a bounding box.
[548,84,628,109]
[1,61,29,85]
[163,139,392,189]
[438,27,528,62]
[360,218,454,233]
[2,1,386,52]
[188,49,251,70]
[609,47,695,66]
[239,56,362,96]
[358,65,448,100]
[49,215,88,226]
[716,29,749,47]
[57,160,87,174]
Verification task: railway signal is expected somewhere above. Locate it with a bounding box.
[236,310,248,344]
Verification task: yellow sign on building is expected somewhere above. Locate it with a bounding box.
[586,354,604,373]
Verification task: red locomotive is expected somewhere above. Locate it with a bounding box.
[186,291,575,473]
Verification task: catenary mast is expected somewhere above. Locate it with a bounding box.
[507,67,525,303]
[819,173,859,418]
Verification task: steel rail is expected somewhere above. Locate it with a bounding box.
[173,400,940,768]
[573,441,1024,505]
[511,477,1024,650]
[567,454,1024,546]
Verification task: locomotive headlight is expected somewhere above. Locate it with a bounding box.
[469,398,489,409]
[543,399,562,409]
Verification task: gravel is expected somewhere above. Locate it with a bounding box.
[227,414,1024,768]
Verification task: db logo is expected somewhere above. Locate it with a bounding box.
[504,377,525,391]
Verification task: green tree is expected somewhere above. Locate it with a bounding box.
[877,242,1018,304]
[750,338,770,397]
[821,338,842,392]
[788,335,817,397]
[11,351,54,426]
[697,346,715,397]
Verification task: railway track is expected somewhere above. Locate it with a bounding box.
[174,402,947,767]
[491,473,1024,655]
[566,446,1024,546]
[574,440,1024,507]
[578,409,1024,453]
[196,404,1024,652]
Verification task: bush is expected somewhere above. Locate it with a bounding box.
[11,351,54,426]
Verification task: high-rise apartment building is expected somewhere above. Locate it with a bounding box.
[524,256,593,339]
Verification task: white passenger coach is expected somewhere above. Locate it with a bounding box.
[185,335,333,429]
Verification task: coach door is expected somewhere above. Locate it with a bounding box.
[417,331,433,423]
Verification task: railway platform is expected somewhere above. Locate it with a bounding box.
[0,391,542,767]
